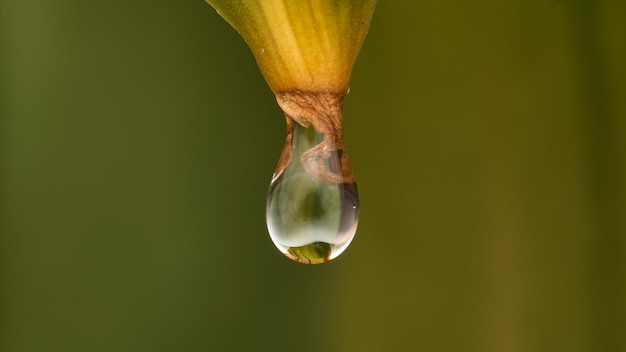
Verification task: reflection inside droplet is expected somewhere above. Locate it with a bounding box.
[266,98,359,264]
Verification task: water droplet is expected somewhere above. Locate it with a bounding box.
[266,92,359,264]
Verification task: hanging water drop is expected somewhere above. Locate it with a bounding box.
[266,91,359,264]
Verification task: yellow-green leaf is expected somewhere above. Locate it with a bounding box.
[206,0,376,94]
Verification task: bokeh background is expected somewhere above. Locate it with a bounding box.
[1,1,625,351]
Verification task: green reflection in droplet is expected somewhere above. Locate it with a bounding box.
[287,242,332,264]
[266,117,359,264]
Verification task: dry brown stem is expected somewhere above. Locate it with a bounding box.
[275,91,355,184]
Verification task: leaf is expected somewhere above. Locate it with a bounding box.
[206,0,376,93]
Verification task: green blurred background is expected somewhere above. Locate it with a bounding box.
[1,0,625,351]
